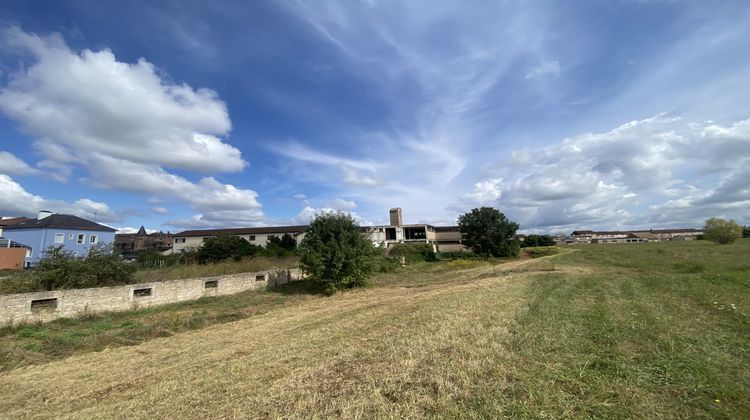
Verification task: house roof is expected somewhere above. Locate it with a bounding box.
[2,214,116,232]
[174,225,309,237]
[0,217,33,226]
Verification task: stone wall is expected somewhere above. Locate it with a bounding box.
[0,268,304,325]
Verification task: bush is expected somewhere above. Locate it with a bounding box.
[438,251,486,260]
[704,218,743,245]
[36,245,136,291]
[197,235,261,264]
[388,243,437,264]
[520,234,556,248]
[458,207,521,258]
[263,234,297,258]
[298,212,377,294]
[136,249,180,268]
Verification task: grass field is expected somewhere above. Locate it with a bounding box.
[0,240,748,418]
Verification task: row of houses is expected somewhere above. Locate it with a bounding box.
[0,207,708,269]
[560,228,703,245]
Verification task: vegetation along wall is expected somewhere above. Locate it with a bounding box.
[0,268,303,325]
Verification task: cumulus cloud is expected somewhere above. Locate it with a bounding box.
[152,207,169,215]
[0,174,121,222]
[0,26,260,226]
[461,114,750,231]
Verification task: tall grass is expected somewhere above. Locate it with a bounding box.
[133,255,300,283]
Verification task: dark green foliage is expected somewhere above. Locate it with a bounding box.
[743,226,750,238]
[704,217,743,245]
[458,207,520,257]
[265,234,297,257]
[438,251,487,260]
[197,235,260,263]
[298,212,376,293]
[35,245,136,291]
[520,234,556,248]
[388,243,437,264]
[136,249,180,268]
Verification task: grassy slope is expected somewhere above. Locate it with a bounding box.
[0,241,748,418]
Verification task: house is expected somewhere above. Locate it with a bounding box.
[1,211,116,267]
[0,216,33,237]
[0,238,30,270]
[171,225,309,253]
[115,226,173,259]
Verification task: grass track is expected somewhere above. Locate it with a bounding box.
[0,241,748,418]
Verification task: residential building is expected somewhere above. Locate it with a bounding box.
[564,228,703,245]
[115,226,173,259]
[0,216,33,237]
[171,225,308,253]
[1,211,116,267]
[363,208,468,252]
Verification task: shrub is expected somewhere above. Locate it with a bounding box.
[36,245,136,290]
[703,218,743,245]
[388,243,437,264]
[263,234,297,258]
[520,234,556,248]
[458,207,521,257]
[197,235,261,263]
[298,212,376,294]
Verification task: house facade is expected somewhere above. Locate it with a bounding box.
[171,225,309,253]
[1,212,116,267]
[563,228,704,245]
[363,208,468,252]
[115,226,173,259]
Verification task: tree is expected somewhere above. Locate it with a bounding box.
[298,212,376,293]
[198,235,259,263]
[703,218,743,245]
[458,207,520,257]
[743,226,750,239]
[265,233,297,257]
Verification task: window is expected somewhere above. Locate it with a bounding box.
[89,234,98,244]
[255,274,266,281]
[249,235,256,241]
[54,233,64,244]
[174,238,186,244]
[204,280,218,289]
[133,287,152,297]
[77,233,85,244]
[68,233,74,240]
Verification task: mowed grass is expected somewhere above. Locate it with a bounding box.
[0,240,748,418]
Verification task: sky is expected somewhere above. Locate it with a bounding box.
[0,0,749,234]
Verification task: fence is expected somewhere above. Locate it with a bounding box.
[0,268,303,325]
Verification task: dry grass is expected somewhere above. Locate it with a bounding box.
[0,241,748,418]
[132,255,300,283]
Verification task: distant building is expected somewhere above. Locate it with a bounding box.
[564,228,703,245]
[115,226,173,259]
[1,211,116,267]
[362,208,468,252]
[170,225,309,253]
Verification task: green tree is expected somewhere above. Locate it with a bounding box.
[458,207,520,257]
[703,218,743,245]
[198,235,259,263]
[521,234,556,248]
[265,233,297,257]
[35,244,136,290]
[298,212,376,294]
[743,226,750,238]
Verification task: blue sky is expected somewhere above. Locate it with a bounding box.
[0,0,749,233]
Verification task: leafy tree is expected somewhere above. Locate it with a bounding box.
[703,218,743,245]
[743,226,750,239]
[265,233,297,257]
[458,207,520,257]
[521,234,556,248]
[298,212,376,294]
[198,235,259,263]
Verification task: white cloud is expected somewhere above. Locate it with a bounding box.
[0,174,121,222]
[0,151,38,175]
[152,207,169,215]
[462,114,750,231]
[0,27,261,226]
[525,60,561,80]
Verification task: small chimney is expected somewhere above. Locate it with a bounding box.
[37,210,52,220]
[389,208,403,226]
